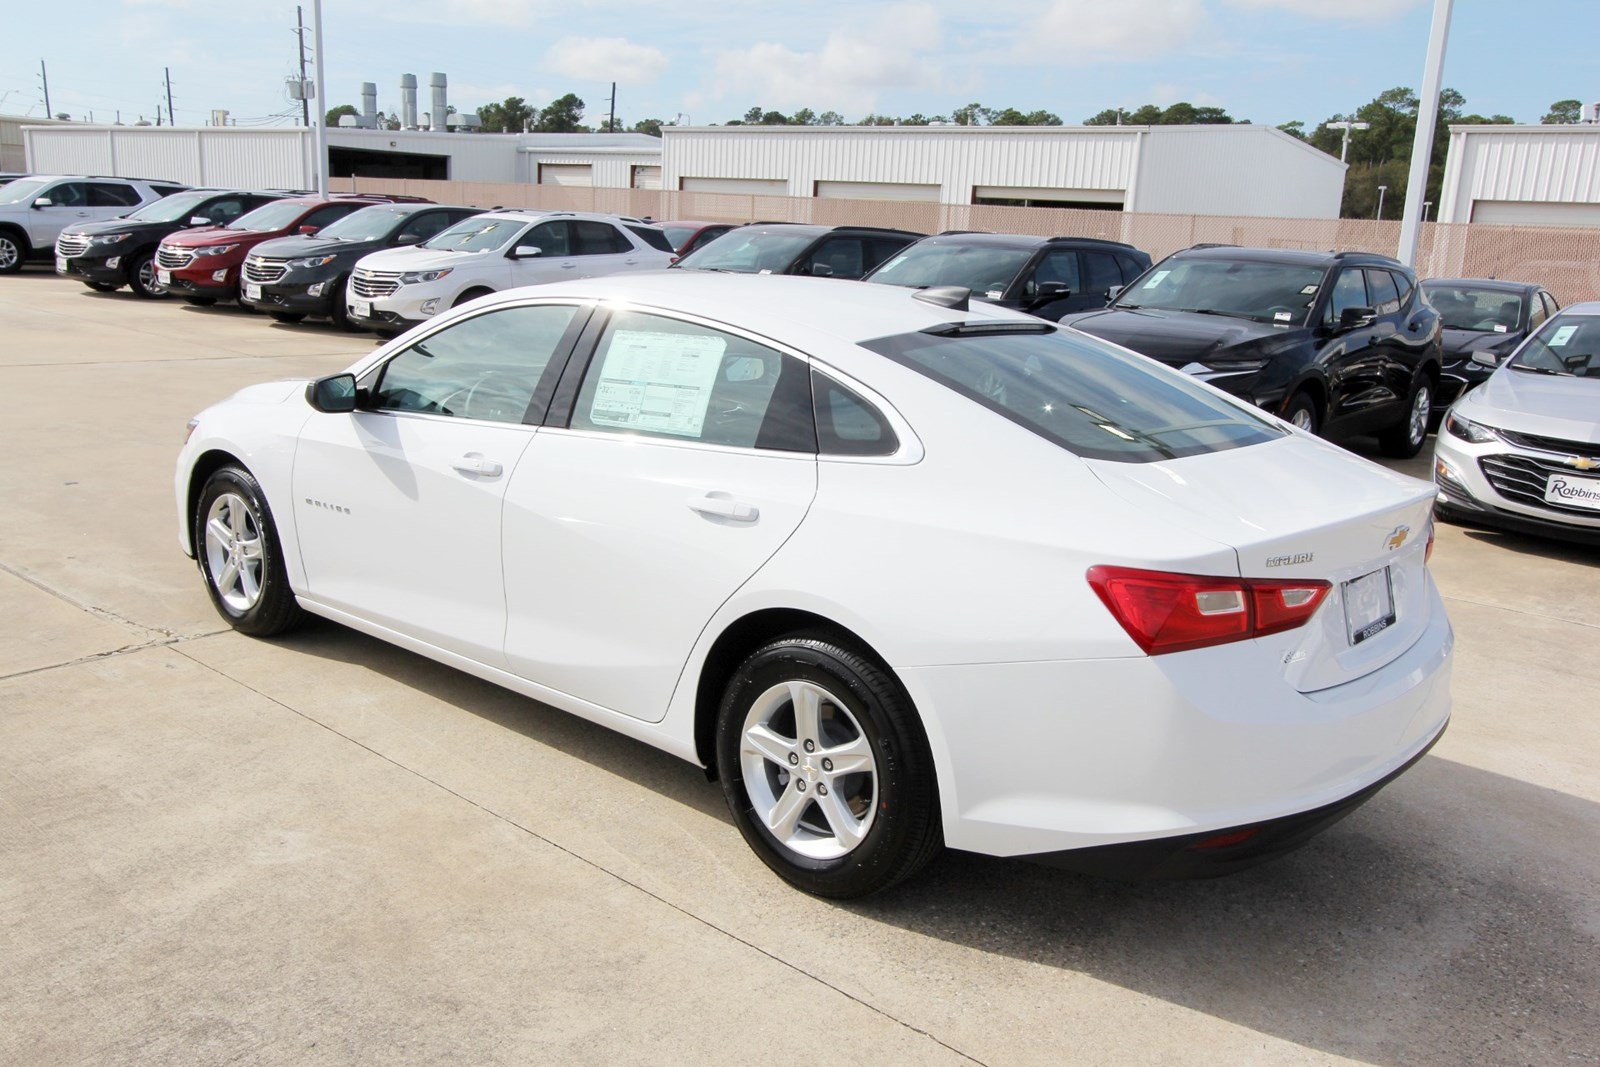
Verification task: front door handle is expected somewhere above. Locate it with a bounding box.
[451,452,503,478]
[688,494,759,522]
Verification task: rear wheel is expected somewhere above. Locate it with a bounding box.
[193,466,304,637]
[1282,390,1321,435]
[184,296,217,307]
[0,230,25,274]
[1379,375,1433,458]
[715,634,941,898]
[129,252,165,298]
[269,311,306,324]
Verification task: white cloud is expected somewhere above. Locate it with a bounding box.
[1224,0,1427,19]
[545,36,671,85]
[1017,0,1211,61]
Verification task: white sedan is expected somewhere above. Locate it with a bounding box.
[176,273,1453,898]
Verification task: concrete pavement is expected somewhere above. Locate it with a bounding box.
[2,269,1596,1065]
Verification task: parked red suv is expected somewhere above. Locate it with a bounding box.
[155,193,431,306]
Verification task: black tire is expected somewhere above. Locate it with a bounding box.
[330,275,361,331]
[184,296,217,307]
[453,287,494,308]
[0,229,26,274]
[1282,390,1321,435]
[128,251,165,299]
[193,466,304,637]
[82,280,120,292]
[1379,373,1434,458]
[270,311,306,324]
[715,633,941,899]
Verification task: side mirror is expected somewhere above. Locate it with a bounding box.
[1107,284,1124,300]
[394,232,423,245]
[810,262,835,277]
[306,373,359,414]
[1470,350,1502,369]
[511,245,542,259]
[1338,306,1377,331]
[189,216,212,226]
[1029,281,1071,307]
[31,197,52,209]
[297,225,320,236]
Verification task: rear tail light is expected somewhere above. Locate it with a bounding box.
[1425,518,1436,564]
[1086,566,1331,655]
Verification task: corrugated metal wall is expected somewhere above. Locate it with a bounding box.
[1131,126,1345,218]
[24,126,311,187]
[1439,126,1600,224]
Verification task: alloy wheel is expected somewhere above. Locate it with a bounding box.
[1291,407,1315,431]
[138,257,164,295]
[740,680,879,860]
[203,493,265,612]
[1409,384,1431,445]
[0,238,19,270]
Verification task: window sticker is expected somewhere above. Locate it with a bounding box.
[1300,284,1318,295]
[1274,311,1293,322]
[986,289,1004,299]
[1141,270,1170,289]
[1549,325,1577,347]
[587,330,728,438]
[1492,324,1508,333]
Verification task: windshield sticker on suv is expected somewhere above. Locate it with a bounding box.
[1300,284,1318,294]
[1142,270,1170,288]
[1274,311,1293,322]
[587,330,727,438]
[1550,325,1577,347]
[986,289,1004,299]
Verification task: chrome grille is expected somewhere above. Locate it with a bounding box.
[1479,454,1600,516]
[55,233,91,257]
[244,258,287,284]
[156,245,194,269]
[351,268,401,298]
[1497,429,1600,461]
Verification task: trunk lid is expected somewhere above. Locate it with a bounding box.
[1087,433,1437,691]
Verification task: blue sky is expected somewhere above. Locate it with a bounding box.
[4,1,1596,129]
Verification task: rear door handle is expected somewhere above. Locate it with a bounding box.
[451,452,503,478]
[688,494,759,522]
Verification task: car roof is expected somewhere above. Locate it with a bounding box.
[737,222,925,239]
[1554,301,1600,317]
[1171,245,1404,269]
[659,220,724,228]
[1422,277,1538,293]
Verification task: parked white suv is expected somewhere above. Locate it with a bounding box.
[0,175,186,273]
[346,210,675,332]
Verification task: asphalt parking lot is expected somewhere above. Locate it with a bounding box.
[2,268,1596,1066]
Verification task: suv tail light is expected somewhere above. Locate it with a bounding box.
[1086,566,1331,655]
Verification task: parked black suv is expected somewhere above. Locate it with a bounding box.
[55,188,291,297]
[1061,246,1443,457]
[1421,278,1558,418]
[241,202,483,328]
[674,222,923,278]
[864,232,1151,320]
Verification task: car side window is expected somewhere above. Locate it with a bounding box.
[626,224,675,252]
[88,182,141,207]
[865,238,912,273]
[1114,255,1144,283]
[370,304,581,424]
[1528,293,1548,328]
[803,237,868,278]
[47,181,87,206]
[570,310,816,451]
[1327,268,1369,322]
[1364,269,1400,314]
[1540,292,1560,321]
[1025,250,1082,298]
[813,370,898,457]
[203,197,248,224]
[398,211,454,243]
[302,204,356,230]
[523,220,571,256]
[1389,270,1414,306]
[1082,251,1123,296]
[572,220,629,255]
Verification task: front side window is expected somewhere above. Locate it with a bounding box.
[867,243,1034,296]
[229,201,313,232]
[800,237,868,278]
[523,220,571,256]
[1327,268,1370,322]
[371,304,581,423]
[1025,249,1082,299]
[1081,251,1123,295]
[571,310,816,451]
[1509,315,1600,378]
[396,210,458,243]
[202,197,249,224]
[862,325,1284,463]
[1422,284,1524,332]
[676,228,818,274]
[1120,257,1326,326]
[48,181,88,207]
[301,204,359,230]
[1364,268,1401,314]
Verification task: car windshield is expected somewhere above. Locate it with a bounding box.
[867,243,1035,295]
[126,190,216,223]
[1508,316,1600,378]
[1116,258,1326,325]
[862,324,1284,462]
[677,229,817,273]
[227,201,309,232]
[424,216,524,252]
[1423,284,1523,332]
[662,225,698,249]
[318,206,404,241]
[0,178,51,205]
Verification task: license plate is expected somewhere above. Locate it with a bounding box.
[1343,567,1396,645]
[244,282,262,301]
[157,269,172,286]
[351,298,373,318]
[1543,473,1600,511]
[55,255,68,273]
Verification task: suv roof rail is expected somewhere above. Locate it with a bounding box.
[1185,242,1238,250]
[833,225,925,236]
[937,229,991,236]
[1046,235,1138,250]
[1332,249,1404,265]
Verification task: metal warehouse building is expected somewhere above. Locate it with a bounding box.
[660,124,1347,218]
[1437,124,1600,227]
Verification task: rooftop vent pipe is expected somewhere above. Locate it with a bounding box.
[429,72,447,132]
[399,73,418,129]
[361,82,377,128]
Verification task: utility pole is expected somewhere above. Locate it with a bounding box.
[296,6,311,128]
[1397,0,1453,266]
[39,59,51,118]
[164,67,175,126]
[310,0,328,196]
[609,81,617,133]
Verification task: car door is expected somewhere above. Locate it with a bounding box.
[1319,266,1388,427]
[1014,249,1083,321]
[509,219,580,285]
[24,180,90,246]
[1078,250,1127,312]
[292,301,589,664]
[569,219,642,278]
[501,306,819,721]
[1361,267,1411,410]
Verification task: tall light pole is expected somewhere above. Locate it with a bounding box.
[1327,119,1370,163]
[310,0,328,196]
[1376,184,1388,220]
[1397,0,1453,266]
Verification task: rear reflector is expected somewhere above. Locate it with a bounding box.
[1086,566,1332,655]
[1190,827,1262,851]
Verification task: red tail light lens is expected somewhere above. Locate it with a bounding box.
[1086,566,1331,655]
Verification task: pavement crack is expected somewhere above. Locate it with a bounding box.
[1439,592,1600,631]
[0,631,226,682]
[0,560,191,640]
[168,645,988,1067]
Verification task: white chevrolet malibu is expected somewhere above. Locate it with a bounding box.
[176,272,1452,898]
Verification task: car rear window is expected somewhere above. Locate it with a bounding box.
[861,324,1284,463]
[627,224,675,252]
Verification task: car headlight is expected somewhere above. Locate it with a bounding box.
[1445,412,1500,443]
[289,254,337,270]
[91,233,131,245]
[399,268,452,285]
[191,244,239,258]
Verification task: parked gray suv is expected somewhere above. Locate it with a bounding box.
[0,175,187,273]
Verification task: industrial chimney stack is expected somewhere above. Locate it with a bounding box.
[399,73,418,129]
[429,73,448,132]
[361,82,378,128]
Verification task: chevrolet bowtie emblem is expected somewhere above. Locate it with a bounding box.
[1385,525,1410,551]
[1564,455,1600,471]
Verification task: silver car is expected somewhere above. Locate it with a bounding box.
[1433,301,1600,542]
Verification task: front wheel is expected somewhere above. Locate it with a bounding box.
[715,634,941,898]
[129,252,165,298]
[193,466,304,637]
[1379,375,1433,458]
[1281,390,1321,435]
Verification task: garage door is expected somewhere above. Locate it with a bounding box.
[679,177,788,196]
[1469,200,1600,228]
[538,163,593,187]
[631,165,661,190]
[973,185,1124,210]
[815,180,940,201]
